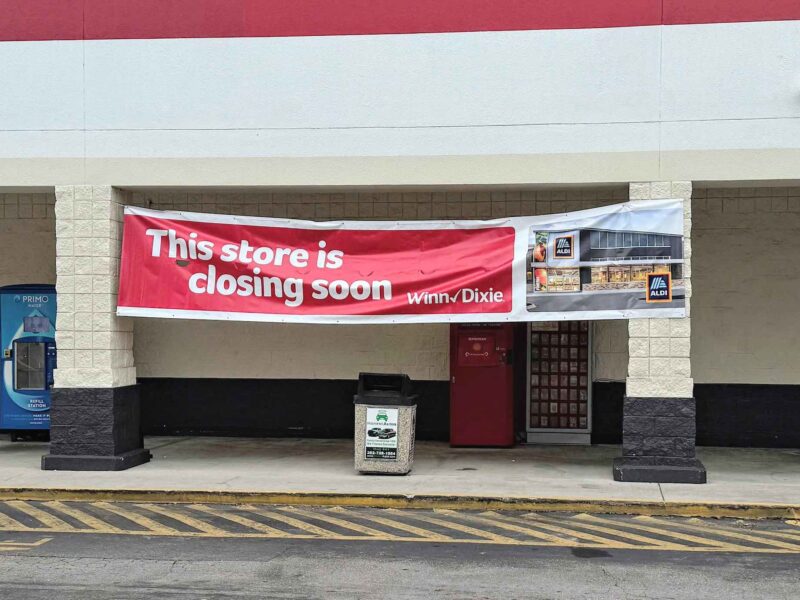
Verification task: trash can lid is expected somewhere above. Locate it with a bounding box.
[354,372,417,406]
[353,392,418,406]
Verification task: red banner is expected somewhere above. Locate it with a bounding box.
[118,201,688,323]
[118,208,516,322]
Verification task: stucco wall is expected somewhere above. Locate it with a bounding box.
[592,320,629,382]
[691,187,800,384]
[2,17,799,186]
[132,187,630,381]
[0,192,56,288]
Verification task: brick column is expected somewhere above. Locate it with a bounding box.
[612,181,706,484]
[42,186,150,471]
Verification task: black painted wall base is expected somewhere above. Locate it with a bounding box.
[138,379,800,449]
[696,384,800,448]
[613,396,706,484]
[613,457,706,484]
[42,385,151,472]
[139,378,450,441]
[42,448,151,472]
[590,382,625,444]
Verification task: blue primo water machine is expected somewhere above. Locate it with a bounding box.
[0,285,57,432]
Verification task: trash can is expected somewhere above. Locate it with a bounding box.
[354,372,417,475]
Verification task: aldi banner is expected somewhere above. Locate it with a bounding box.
[117,200,686,323]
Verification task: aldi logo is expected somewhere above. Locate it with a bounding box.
[646,272,672,303]
[553,235,574,259]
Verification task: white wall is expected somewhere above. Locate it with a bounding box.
[135,320,450,381]
[592,320,628,382]
[0,193,56,287]
[132,187,629,381]
[692,187,800,384]
[2,21,799,185]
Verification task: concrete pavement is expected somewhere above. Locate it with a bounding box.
[0,437,798,517]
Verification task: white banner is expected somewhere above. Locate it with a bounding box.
[117,199,686,324]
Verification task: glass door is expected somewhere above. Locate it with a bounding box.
[527,321,591,444]
[14,341,47,391]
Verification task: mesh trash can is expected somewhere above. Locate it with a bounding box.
[354,372,417,475]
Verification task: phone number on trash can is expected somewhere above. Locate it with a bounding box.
[366,447,397,460]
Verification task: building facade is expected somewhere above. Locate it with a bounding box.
[0,2,798,481]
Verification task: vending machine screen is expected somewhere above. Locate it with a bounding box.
[23,316,49,333]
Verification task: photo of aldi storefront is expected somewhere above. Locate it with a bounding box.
[0,1,798,491]
[526,214,686,313]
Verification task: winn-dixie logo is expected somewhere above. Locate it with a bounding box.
[553,235,574,259]
[646,272,672,303]
[407,287,504,305]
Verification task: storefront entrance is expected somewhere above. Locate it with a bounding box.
[448,321,593,447]
[124,187,635,449]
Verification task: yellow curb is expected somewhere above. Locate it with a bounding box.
[0,487,797,520]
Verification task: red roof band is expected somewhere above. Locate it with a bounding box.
[1,0,798,42]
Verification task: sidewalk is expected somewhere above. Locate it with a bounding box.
[0,436,797,517]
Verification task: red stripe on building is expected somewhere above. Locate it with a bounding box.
[88,0,659,40]
[663,0,800,25]
[1,0,798,42]
[0,0,84,42]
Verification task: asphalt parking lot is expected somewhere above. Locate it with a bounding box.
[0,500,798,599]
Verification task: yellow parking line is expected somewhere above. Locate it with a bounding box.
[135,504,229,535]
[474,511,637,547]
[0,498,797,553]
[188,504,289,536]
[391,510,519,544]
[330,508,453,541]
[770,521,800,539]
[750,529,800,542]
[533,514,686,549]
[573,514,752,551]
[6,501,77,530]
[678,519,800,543]
[524,513,685,550]
[634,516,800,552]
[446,511,576,546]
[93,502,182,535]
[281,507,396,539]
[240,506,339,538]
[0,509,32,530]
[0,537,52,549]
[0,543,48,549]
[44,502,121,533]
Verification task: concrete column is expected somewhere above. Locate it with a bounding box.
[612,181,706,484]
[42,186,150,471]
